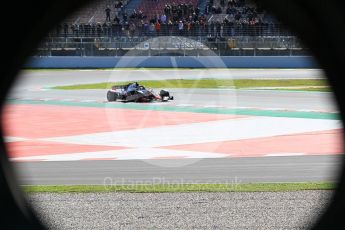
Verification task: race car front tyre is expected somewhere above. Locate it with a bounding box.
[160,90,170,97]
[107,91,118,101]
[160,90,171,101]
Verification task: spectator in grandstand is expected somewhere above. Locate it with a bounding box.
[226,6,236,15]
[50,0,285,38]
[217,6,222,14]
[164,5,171,17]
[210,5,217,14]
[160,14,167,24]
[178,20,184,35]
[63,23,69,37]
[142,21,149,36]
[228,0,236,7]
[110,23,115,37]
[153,13,159,22]
[177,5,183,18]
[123,12,128,22]
[91,23,96,36]
[71,24,79,37]
[138,10,145,19]
[192,12,198,22]
[167,20,174,35]
[149,22,155,36]
[105,6,111,22]
[112,21,122,36]
[114,0,123,8]
[84,24,91,36]
[129,23,136,37]
[122,5,126,14]
[195,7,200,16]
[130,10,137,19]
[123,22,130,37]
[103,22,111,37]
[114,15,120,24]
[155,21,161,36]
[217,22,223,38]
[192,20,199,36]
[96,23,102,37]
[186,21,192,36]
[235,11,242,20]
[205,4,210,15]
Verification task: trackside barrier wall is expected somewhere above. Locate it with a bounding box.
[25,56,318,68]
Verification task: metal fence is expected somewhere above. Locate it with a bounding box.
[36,36,308,57]
[49,23,293,38]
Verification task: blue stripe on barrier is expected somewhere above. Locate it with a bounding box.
[25,56,319,68]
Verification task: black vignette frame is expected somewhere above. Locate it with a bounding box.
[0,0,344,229]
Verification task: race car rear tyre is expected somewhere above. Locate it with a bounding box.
[107,91,118,102]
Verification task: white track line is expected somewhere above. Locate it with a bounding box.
[11,148,228,162]
[43,117,341,148]
[4,137,29,143]
[264,153,306,157]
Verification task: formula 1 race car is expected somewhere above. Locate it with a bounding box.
[106,82,174,102]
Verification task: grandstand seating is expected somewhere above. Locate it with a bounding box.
[198,0,208,14]
[61,0,273,25]
[136,0,199,21]
[64,0,129,24]
[51,0,287,38]
[125,0,145,17]
[39,0,302,57]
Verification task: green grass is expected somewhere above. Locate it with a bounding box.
[53,79,329,90]
[278,87,331,92]
[22,182,335,193]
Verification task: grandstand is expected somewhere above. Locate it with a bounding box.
[38,0,306,57]
[136,0,199,21]
[64,0,129,24]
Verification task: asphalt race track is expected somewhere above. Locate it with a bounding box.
[9,69,337,111]
[5,69,343,185]
[14,69,325,89]
[16,155,340,185]
[8,88,337,112]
